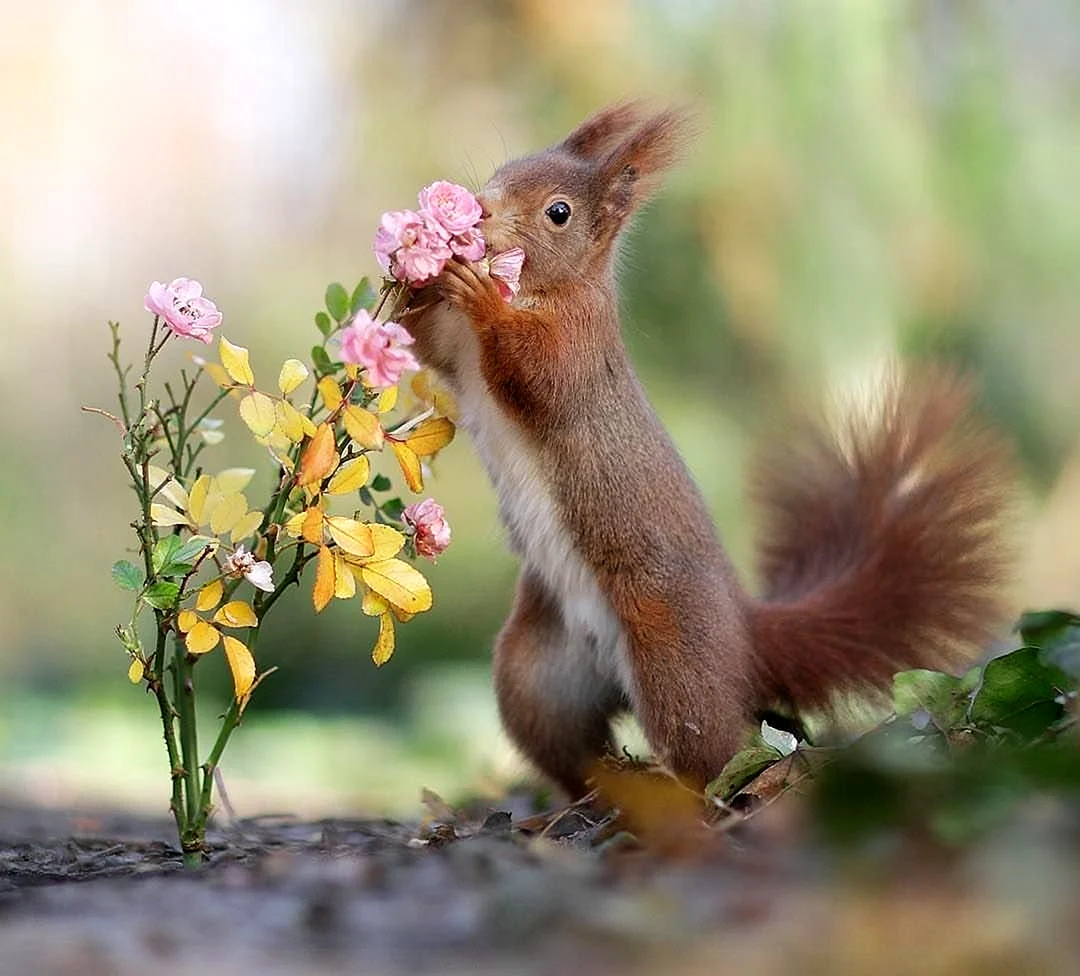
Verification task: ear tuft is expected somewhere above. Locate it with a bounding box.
[560,101,650,160]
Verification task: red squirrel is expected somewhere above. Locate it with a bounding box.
[402,103,1013,798]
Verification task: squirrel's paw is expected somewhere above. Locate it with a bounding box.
[439,259,503,316]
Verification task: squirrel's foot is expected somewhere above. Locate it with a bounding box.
[439,258,504,320]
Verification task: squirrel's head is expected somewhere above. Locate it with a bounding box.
[478,103,693,295]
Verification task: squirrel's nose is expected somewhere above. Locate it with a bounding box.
[476,195,491,219]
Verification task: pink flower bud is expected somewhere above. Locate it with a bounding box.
[402,498,451,560]
[143,277,222,344]
[338,310,420,389]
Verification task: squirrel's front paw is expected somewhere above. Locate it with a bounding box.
[439,259,503,317]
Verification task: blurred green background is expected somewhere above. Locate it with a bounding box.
[1,0,1078,817]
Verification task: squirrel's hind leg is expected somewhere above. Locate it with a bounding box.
[494,571,625,800]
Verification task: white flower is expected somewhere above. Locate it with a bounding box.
[224,544,274,593]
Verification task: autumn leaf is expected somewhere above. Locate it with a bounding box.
[239,392,277,438]
[301,505,325,545]
[213,600,258,629]
[390,441,423,492]
[404,417,455,457]
[333,550,356,599]
[296,423,339,488]
[209,492,248,536]
[230,509,263,543]
[219,337,255,385]
[317,376,343,412]
[127,659,145,683]
[326,455,370,495]
[325,516,375,557]
[372,612,395,666]
[376,386,398,414]
[214,469,256,493]
[278,358,309,396]
[196,579,224,612]
[359,558,432,614]
[222,635,256,699]
[367,523,405,560]
[150,503,193,528]
[186,619,222,655]
[342,404,383,450]
[361,591,389,616]
[312,545,335,612]
[274,399,307,443]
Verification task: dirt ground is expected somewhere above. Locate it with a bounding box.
[2,793,1078,976]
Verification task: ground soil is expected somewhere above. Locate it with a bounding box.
[0,796,1076,976]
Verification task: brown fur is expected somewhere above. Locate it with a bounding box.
[402,105,1015,797]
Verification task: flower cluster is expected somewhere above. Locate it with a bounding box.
[337,310,419,389]
[374,181,484,285]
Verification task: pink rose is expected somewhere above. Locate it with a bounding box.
[372,209,453,286]
[487,248,525,301]
[402,498,451,560]
[143,277,222,344]
[337,310,420,389]
[418,181,483,236]
[449,226,486,261]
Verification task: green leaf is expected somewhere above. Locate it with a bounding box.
[142,581,181,610]
[892,668,975,730]
[350,278,377,314]
[370,474,392,492]
[171,535,217,566]
[111,560,144,591]
[969,646,1069,738]
[311,345,333,376]
[706,742,783,801]
[381,497,405,521]
[325,282,350,323]
[1018,608,1080,681]
[314,311,332,338]
[152,536,184,574]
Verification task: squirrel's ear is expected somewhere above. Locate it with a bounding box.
[560,102,649,160]
[597,108,694,222]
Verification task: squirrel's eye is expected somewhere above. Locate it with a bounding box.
[544,201,572,226]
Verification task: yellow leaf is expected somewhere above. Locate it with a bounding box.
[342,404,384,450]
[213,468,256,493]
[209,492,248,536]
[376,386,398,414]
[187,474,212,524]
[147,466,189,509]
[301,506,325,545]
[361,590,389,616]
[392,605,415,623]
[196,579,224,612]
[239,391,278,438]
[345,363,360,381]
[213,600,258,628]
[177,609,200,633]
[296,423,339,488]
[372,612,395,666]
[230,509,263,543]
[359,558,432,614]
[317,376,343,412]
[333,551,356,599]
[389,441,423,492]
[204,361,232,389]
[219,337,255,385]
[283,511,306,538]
[312,545,335,612]
[150,503,192,527]
[275,399,307,443]
[300,413,318,438]
[368,523,405,560]
[404,417,455,457]
[326,455,370,495]
[325,516,374,557]
[278,358,309,396]
[222,635,256,699]
[127,658,145,683]
[186,620,221,654]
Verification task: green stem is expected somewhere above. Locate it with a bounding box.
[172,635,203,861]
[149,624,185,843]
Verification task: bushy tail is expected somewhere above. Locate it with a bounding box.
[747,367,1015,713]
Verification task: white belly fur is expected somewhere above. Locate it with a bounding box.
[433,307,633,700]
